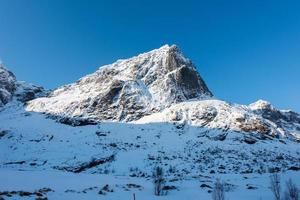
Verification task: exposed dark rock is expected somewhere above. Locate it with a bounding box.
[98,184,114,195]
[58,117,97,126]
[244,136,257,144]
[162,185,177,190]
[19,191,32,196]
[4,161,26,165]
[288,166,300,171]
[54,155,115,173]
[246,184,258,190]
[0,130,9,138]
[126,184,142,189]
[95,131,108,137]
[36,197,48,200]
[200,184,212,189]
[82,187,98,193]
[0,188,53,198]
[276,155,284,160]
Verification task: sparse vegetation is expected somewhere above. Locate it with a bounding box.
[270,173,281,200]
[212,179,225,200]
[284,179,299,200]
[269,174,299,200]
[153,166,166,196]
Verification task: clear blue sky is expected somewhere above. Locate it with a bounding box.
[0,0,299,112]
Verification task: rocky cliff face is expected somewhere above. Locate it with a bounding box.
[0,64,17,106]
[0,64,46,107]
[26,45,213,124]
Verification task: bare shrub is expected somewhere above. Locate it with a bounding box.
[270,173,281,200]
[284,179,299,200]
[212,179,225,200]
[153,166,166,196]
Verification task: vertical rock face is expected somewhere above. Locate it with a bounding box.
[0,64,17,106]
[26,45,213,123]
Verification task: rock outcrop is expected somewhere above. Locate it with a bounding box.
[0,64,46,107]
[249,100,300,140]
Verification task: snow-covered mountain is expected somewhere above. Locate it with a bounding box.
[26,45,212,124]
[1,45,300,200]
[24,45,300,141]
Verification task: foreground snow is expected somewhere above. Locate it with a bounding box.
[1,169,300,200]
[1,102,300,199]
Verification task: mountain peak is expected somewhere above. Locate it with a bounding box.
[27,45,212,124]
[151,44,184,58]
[156,44,179,52]
[152,44,177,50]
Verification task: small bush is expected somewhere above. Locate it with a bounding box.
[270,173,281,200]
[153,166,166,196]
[284,179,299,200]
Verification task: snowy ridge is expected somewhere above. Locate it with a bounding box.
[135,99,300,140]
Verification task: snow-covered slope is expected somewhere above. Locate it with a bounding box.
[1,102,300,199]
[26,45,212,124]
